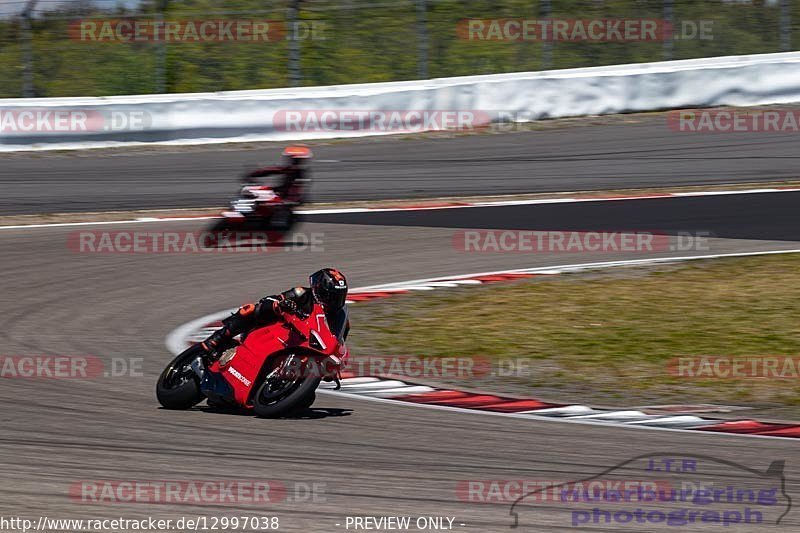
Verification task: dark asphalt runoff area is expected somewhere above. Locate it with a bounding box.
[310,191,800,242]
[1,113,800,214]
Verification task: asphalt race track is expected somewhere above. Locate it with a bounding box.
[310,191,800,242]
[2,115,800,214]
[1,189,800,531]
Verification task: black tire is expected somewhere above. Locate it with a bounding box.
[156,346,205,410]
[253,358,321,418]
[208,218,231,233]
[295,391,316,411]
[269,209,296,232]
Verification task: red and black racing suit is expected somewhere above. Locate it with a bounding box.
[202,286,350,357]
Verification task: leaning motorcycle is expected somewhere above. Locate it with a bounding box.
[209,183,302,236]
[156,305,347,417]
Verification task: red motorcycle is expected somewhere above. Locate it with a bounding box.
[210,146,311,237]
[157,305,348,417]
[210,183,300,235]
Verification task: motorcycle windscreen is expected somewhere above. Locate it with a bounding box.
[326,307,349,342]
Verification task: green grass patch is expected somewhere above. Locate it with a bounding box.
[349,254,800,408]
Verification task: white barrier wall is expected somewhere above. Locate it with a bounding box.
[2,51,800,151]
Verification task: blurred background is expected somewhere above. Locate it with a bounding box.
[0,0,796,98]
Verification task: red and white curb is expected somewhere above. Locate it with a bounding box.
[165,251,800,440]
[3,186,800,231]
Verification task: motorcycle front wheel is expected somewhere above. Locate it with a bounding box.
[252,357,321,418]
[207,218,232,232]
[269,208,296,232]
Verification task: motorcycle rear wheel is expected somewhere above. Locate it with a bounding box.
[156,345,205,409]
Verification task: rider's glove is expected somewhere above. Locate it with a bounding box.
[277,298,308,320]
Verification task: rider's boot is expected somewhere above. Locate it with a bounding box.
[200,329,232,362]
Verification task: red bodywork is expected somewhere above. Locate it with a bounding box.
[221,185,289,223]
[207,304,348,407]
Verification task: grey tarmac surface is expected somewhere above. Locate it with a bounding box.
[2,114,800,215]
[309,191,800,242]
[1,203,799,532]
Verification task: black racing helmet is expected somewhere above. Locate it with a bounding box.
[309,268,348,312]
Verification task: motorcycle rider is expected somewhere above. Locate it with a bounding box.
[200,267,350,362]
[242,145,312,203]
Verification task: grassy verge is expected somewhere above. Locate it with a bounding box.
[349,254,800,411]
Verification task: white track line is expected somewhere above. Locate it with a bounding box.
[3,186,800,231]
